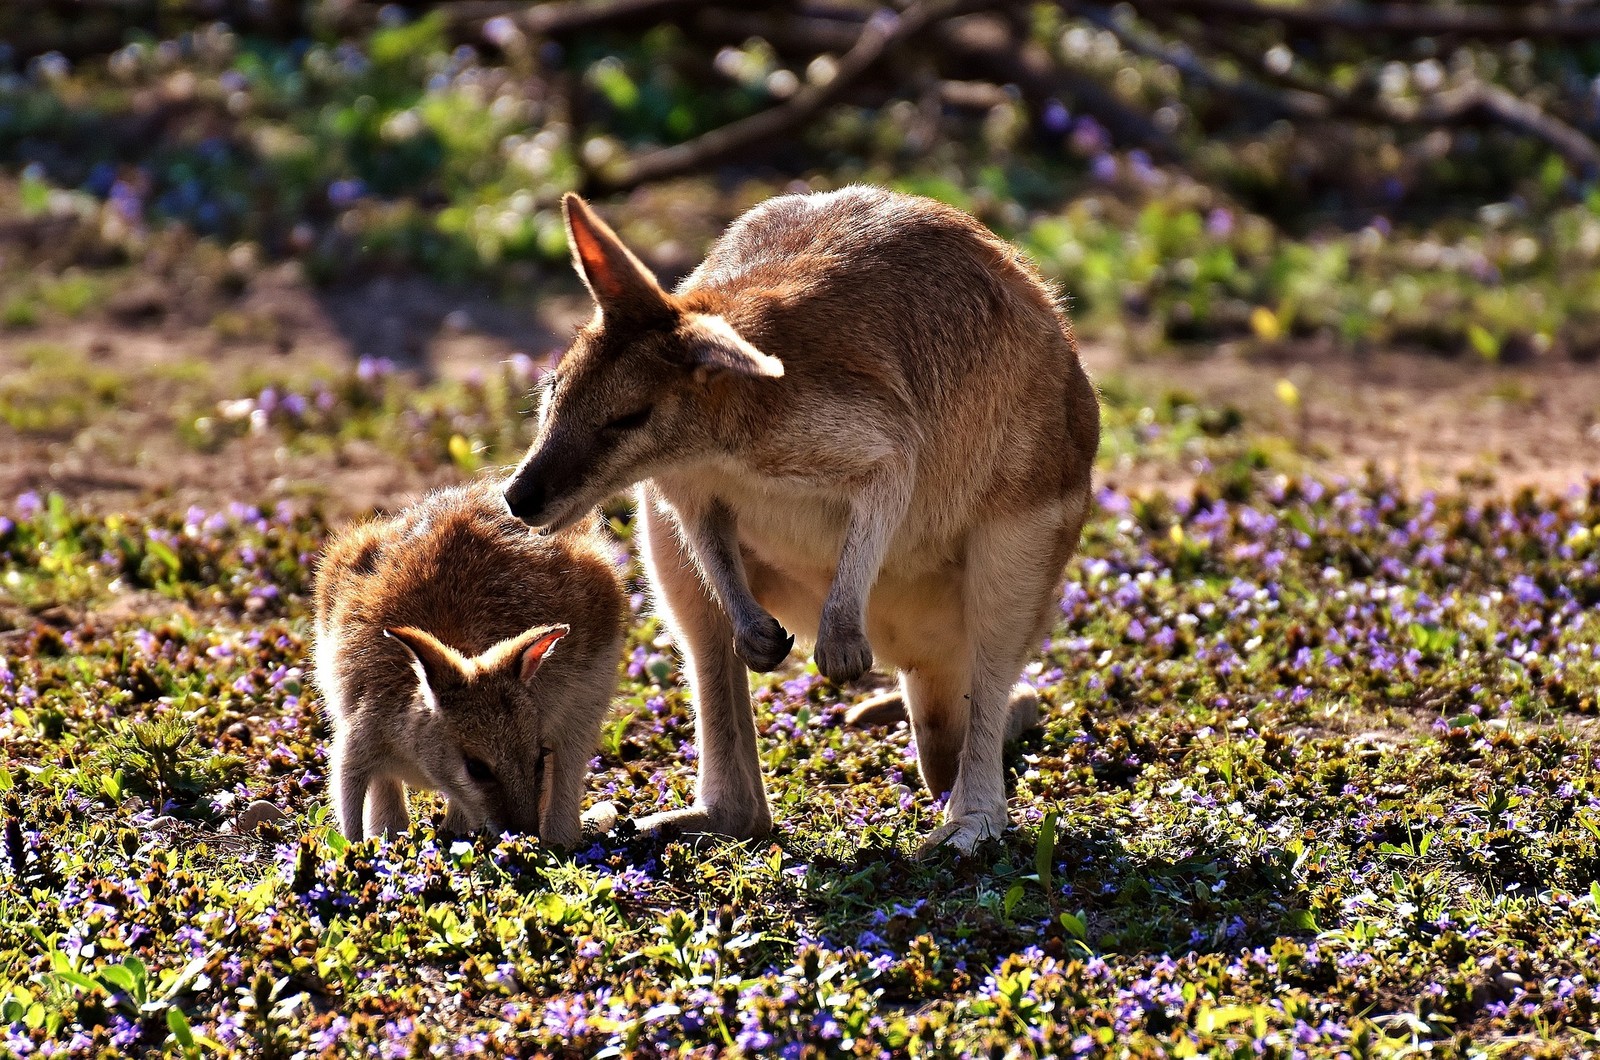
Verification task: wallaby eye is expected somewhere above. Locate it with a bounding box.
[603,405,653,433]
[463,755,496,784]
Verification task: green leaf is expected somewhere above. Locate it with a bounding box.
[98,965,136,993]
[51,967,99,995]
[19,170,49,218]
[1002,882,1025,919]
[1285,908,1319,932]
[1195,1004,1257,1034]
[145,537,182,581]
[1059,911,1087,940]
[1034,809,1058,897]
[167,1006,195,1049]
[1467,323,1500,361]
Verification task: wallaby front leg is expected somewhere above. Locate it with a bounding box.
[681,499,794,673]
[365,777,410,837]
[329,733,370,841]
[635,484,772,838]
[538,740,588,849]
[815,464,913,684]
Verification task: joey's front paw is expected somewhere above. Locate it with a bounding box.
[734,613,794,672]
[815,619,873,684]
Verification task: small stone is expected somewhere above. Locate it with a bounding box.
[237,800,286,833]
[225,722,252,743]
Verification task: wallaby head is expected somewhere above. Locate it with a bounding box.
[384,622,570,835]
[504,193,783,531]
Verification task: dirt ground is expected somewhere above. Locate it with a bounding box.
[2,264,1598,520]
[1088,342,1600,499]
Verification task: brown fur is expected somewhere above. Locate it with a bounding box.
[505,186,1099,854]
[312,477,626,845]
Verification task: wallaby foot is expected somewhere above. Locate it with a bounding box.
[733,613,795,673]
[844,689,905,727]
[914,807,1008,859]
[1005,684,1042,741]
[846,683,1043,739]
[633,801,773,841]
[815,614,873,684]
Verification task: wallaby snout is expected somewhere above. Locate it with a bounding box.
[502,473,547,527]
[504,455,590,532]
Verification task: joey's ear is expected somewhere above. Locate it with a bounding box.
[385,627,468,709]
[680,313,785,380]
[562,193,669,321]
[479,623,571,683]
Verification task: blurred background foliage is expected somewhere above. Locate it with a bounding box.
[5,0,1600,357]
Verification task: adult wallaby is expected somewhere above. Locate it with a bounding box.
[313,478,626,846]
[505,186,1098,854]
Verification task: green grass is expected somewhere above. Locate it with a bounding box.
[2,434,1599,1054]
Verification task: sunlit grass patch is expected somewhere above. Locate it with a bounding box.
[3,468,1600,1055]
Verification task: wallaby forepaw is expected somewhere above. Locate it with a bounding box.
[734,613,794,673]
[815,625,873,684]
[915,812,1007,859]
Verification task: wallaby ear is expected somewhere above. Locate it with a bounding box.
[681,313,785,380]
[479,623,571,683]
[563,193,669,321]
[385,627,467,709]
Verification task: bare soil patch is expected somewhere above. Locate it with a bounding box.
[3,263,1597,522]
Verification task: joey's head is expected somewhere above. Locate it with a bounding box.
[384,623,571,837]
[504,193,784,531]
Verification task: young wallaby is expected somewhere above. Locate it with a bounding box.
[504,186,1099,855]
[313,477,626,846]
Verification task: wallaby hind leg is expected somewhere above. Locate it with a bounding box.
[919,501,1080,857]
[899,664,970,798]
[634,483,773,839]
[848,684,1042,740]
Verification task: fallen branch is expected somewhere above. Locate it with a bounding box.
[932,11,1175,156]
[1087,4,1600,178]
[439,0,743,38]
[1124,0,1600,41]
[589,0,986,192]
[1378,82,1600,178]
[1071,4,1328,122]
